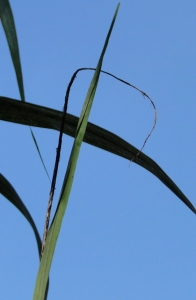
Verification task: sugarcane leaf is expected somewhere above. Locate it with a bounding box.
[32,4,120,299]
[0,0,50,181]
[0,173,50,299]
[0,173,41,254]
[30,127,51,181]
[0,96,195,214]
[0,0,24,101]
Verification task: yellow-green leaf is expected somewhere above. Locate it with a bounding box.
[32,4,120,299]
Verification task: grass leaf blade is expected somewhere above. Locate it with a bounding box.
[0,173,50,299]
[0,0,24,101]
[0,1,50,180]
[0,96,195,213]
[33,4,120,299]
[30,128,51,181]
[0,173,42,254]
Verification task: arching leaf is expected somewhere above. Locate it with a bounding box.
[0,173,41,255]
[1,96,195,214]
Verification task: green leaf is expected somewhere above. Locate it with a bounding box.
[0,0,24,101]
[32,4,120,299]
[0,95,195,213]
[0,0,50,181]
[30,127,51,181]
[0,173,50,299]
[0,96,195,214]
[0,173,41,255]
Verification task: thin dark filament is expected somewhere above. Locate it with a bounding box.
[41,67,157,257]
[78,68,157,162]
[41,70,79,257]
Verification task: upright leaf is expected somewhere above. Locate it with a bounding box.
[0,0,24,101]
[0,0,50,180]
[33,4,120,299]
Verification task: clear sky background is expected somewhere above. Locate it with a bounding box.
[1,1,196,299]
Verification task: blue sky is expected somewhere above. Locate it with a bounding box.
[1,1,196,299]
